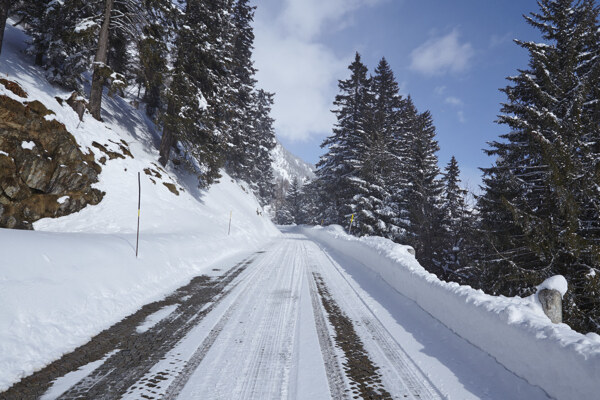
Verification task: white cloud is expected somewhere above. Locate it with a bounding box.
[409,30,474,76]
[278,0,384,40]
[445,96,463,106]
[253,0,385,142]
[489,32,513,48]
[253,31,346,141]
[434,85,447,96]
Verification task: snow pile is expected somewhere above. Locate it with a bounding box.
[0,22,279,391]
[537,275,568,297]
[301,225,600,400]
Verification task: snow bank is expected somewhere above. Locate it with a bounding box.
[0,177,279,391]
[301,225,600,400]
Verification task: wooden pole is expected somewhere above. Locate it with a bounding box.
[136,172,141,257]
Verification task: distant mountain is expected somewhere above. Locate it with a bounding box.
[271,139,315,185]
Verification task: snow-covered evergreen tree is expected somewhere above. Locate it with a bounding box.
[480,0,600,333]
[316,52,372,228]
[36,0,99,91]
[0,0,12,56]
[399,100,445,273]
[13,1,50,64]
[248,89,276,205]
[300,179,322,226]
[224,0,258,181]
[286,176,303,224]
[368,57,405,238]
[440,156,473,281]
[158,0,234,185]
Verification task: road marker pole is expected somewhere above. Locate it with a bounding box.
[136,172,141,257]
[348,214,354,234]
[228,211,232,235]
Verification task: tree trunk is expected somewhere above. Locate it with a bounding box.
[89,0,114,121]
[158,87,181,166]
[0,0,10,57]
[158,127,174,166]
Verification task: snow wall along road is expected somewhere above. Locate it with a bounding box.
[300,225,600,400]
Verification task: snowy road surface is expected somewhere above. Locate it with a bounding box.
[5,230,551,399]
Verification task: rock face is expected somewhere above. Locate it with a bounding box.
[0,83,104,230]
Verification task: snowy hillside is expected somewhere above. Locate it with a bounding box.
[271,139,315,184]
[0,22,279,390]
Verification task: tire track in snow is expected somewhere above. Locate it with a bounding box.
[41,255,257,400]
[167,238,304,399]
[133,250,276,400]
[306,258,351,400]
[310,242,443,400]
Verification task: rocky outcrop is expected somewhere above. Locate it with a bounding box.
[0,82,104,229]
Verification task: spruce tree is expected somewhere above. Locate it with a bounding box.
[159,0,234,186]
[14,0,49,65]
[440,156,473,281]
[248,89,276,205]
[368,57,405,238]
[287,176,303,224]
[38,0,99,91]
[480,0,600,333]
[301,179,322,226]
[138,23,169,119]
[224,0,258,181]
[400,100,444,273]
[0,0,13,56]
[316,52,372,228]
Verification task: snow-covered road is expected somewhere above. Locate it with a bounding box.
[8,230,551,399]
[164,230,551,399]
[164,232,441,400]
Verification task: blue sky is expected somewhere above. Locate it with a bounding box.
[251,0,542,190]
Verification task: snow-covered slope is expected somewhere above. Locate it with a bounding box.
[271,139,315,184]
[0,22,280,390]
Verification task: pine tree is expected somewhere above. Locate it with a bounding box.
[368,57,405,238]
[158,0,234,186]
[287,176,303,224]
[13,0,48,65]
[137,22,169,119]
[224,0,258,181]
[88,0,156,120]
[248,89,276,205]
[130,0,179,119]
[88,0,115,120]
[440,156,473,281]
[301,179,322,226]
[480,0,600,333]
[38,0,99,91]
[272,177,290,224]
[0,0,14,56]
[316,52,372,228]
[400,100,444,273]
